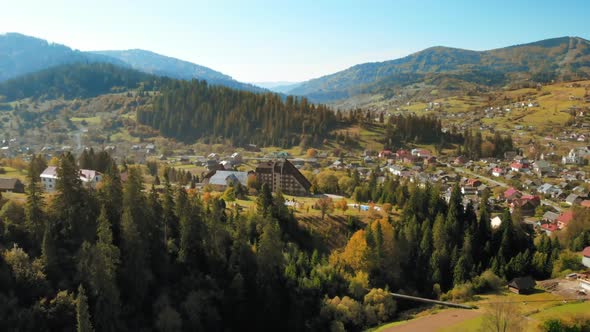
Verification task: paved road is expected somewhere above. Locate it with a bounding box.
[449,164,562,212]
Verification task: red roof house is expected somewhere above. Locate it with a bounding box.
[379,150,393,158]
[541,223,558,234]
[504,187,522,201]
[557,210,575,229]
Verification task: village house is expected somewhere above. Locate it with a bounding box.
[503,187,522,202]
[562,147,590,165]
[541,223,558,235]
[411,148,431,158]
[542,211,559,223]
[40,166,102,192]
[583,247,590,268]
[0,178,25,193]
[565,193,582,206]
[537,183,558,196]
[255,159,311,196]
[556,210,574,229]
[510,161,529,172]
[492,167,505,177]
[533,160,552,175]
[572,186,589,198]
[378,150,393,158]
[203,170,249,191]
[510,195,540,216]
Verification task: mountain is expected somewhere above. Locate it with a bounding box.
[92,49,265,92]
[0,33,264,92]
[0,32,125,82]
[289,36,590,103]
[0,62,166,101]
[252,81,302,93]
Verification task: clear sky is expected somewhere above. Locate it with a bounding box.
[1,0,589,82]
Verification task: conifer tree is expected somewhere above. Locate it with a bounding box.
[25,158,45,246]
[77,285,94,332]
[92,207,121,332]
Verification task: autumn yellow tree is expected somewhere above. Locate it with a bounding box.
[336,230,370,272]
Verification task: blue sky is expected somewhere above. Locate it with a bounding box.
[1,0,589,82]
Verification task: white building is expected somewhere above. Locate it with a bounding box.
[562,147,590,165]
[583,247,590,269]
[40,166,102,192]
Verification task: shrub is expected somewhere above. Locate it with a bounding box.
[473,269,504,293]
[442,282,475,302]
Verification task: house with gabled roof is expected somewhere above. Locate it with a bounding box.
[0,178,24,193]
[503,187,522,202]
[508,276,536,294]
[557,210,574,229]
[40,166,102,192]
[204,170,249,191]
[565,194,582,206]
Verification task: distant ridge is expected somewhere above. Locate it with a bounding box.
[0,32,265,92]
[288,36,590,102]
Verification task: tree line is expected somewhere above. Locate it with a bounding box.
[0,63,168,101]
[137,80,338,148]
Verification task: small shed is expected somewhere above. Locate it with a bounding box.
[508,276,536,294]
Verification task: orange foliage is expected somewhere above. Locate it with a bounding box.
[338,230,370,272]
[336,198,348,211]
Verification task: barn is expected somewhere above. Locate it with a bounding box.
[508,276,536,294]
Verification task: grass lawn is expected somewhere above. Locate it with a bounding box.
[529,300,590,322]
[0,166,28,181]
[2,192,27,202]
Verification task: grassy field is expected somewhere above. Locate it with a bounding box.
[438,289,588,332]
[373,286,590,332]
[0,166,28,181]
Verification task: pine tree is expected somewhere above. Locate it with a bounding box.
[119,207,148,318]
[25,160,45,246]
[256,183,274,216]
[92,207,121,332]
[77,285,94,332]
[97,162,123,244]
[445,183,463,249]
[41,219,58,280]
[178,191,203,268]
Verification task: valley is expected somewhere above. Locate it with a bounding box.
[0,29,590,332]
